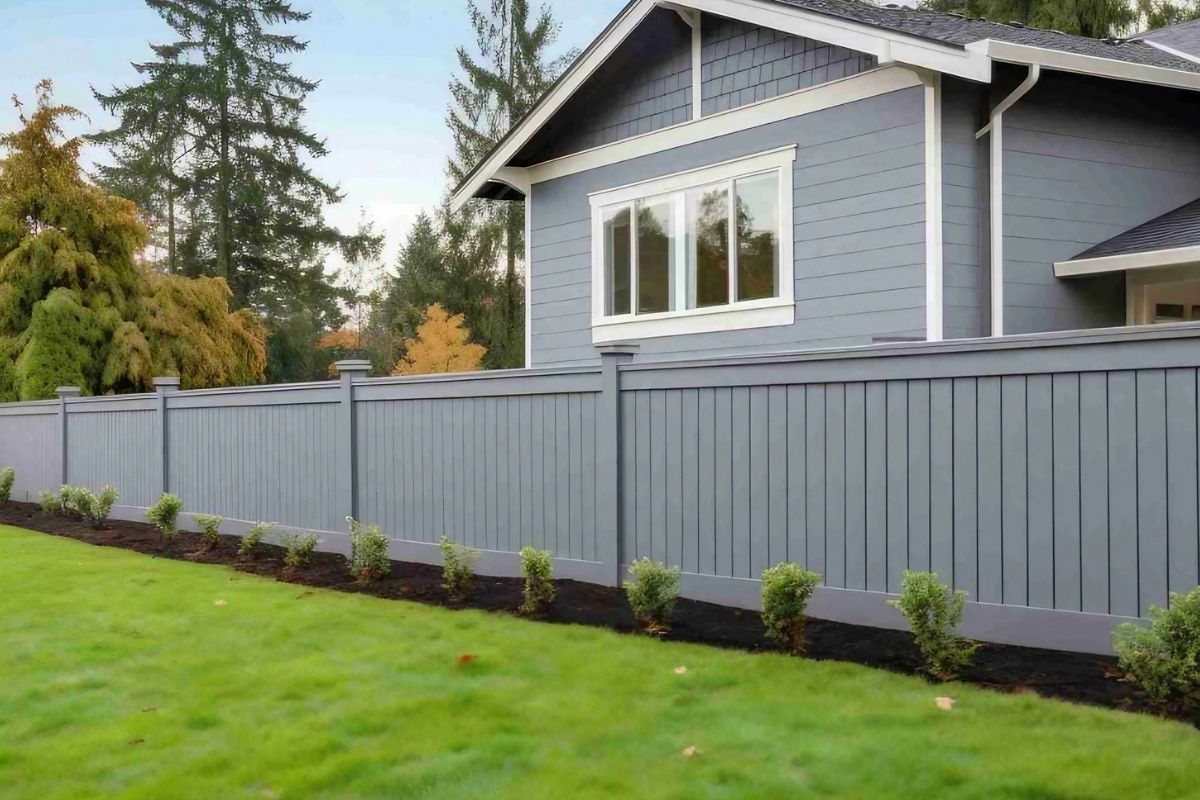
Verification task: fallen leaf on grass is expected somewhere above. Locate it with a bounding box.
[674,666,688,675]
[213,599,227,606]
[457,653,477,665]
[935,696,955,711]
[129,738,145,746]
[141,707,157,713]
[682,746,698,757]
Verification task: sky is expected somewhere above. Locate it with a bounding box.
[1,0,627,270]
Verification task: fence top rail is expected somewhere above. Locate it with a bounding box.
[618,322,1200,375]
[0,399,58,416]
[354,364,601,388]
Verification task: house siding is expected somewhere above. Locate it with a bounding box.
[700,13,876,116]
[528,85,927,367]
[535,8,693,161]
[1001,72,1200,334]
[940,77,987,339]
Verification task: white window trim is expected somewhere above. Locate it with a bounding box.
[589,146,796,342]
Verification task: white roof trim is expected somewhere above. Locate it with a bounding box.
[450,0,990,211]
[1054,245,1200,277]
[969,39,1200,91]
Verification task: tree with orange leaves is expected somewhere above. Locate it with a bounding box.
[391,304,486,376]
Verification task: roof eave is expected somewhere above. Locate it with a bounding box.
[969,39,1200,91]
[1055,245,1200,278]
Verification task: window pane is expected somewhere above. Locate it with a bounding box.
[687,185,729,308]
[637,198,673,314]
[603,206,631,315]
[735,173,779,301]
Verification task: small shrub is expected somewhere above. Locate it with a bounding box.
[1114,587,1200,711]
[347,517,391,583]
[59,485,83,517]
[624,557,680,633]
[94,485,118,526]
[194,514,224,549]
[38,490,58,515]
[282,531,318,569]
[760,562,822,655]
[519,546,555,615]
[439,536,477,599]
[239,522,272,558]
[889,570,979,680]
[146,493,184,540]
[0,466,14,504]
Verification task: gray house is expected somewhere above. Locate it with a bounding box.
[451,0,1200,367]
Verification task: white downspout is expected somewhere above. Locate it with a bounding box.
[976,64,1040,337]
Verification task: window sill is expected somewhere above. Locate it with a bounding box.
[591,299,795,343]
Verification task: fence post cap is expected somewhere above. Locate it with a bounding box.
[153,376,182,390]
[334,359,373,375]
[55,386,82,398]
[595,343,640,357]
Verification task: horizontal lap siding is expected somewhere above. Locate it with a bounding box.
[529,86,926,367]
[1002,73,1200,334]
[354,393,598,559]
[168,404,340,532]
[67,410,157,506]
[623,365,1200,617]
[941,77,986,339]
[0,411,57,500]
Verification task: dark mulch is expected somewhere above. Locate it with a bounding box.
[2,500,1194,727]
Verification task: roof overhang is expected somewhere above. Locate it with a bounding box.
[968,39,1200,92]
[1055,245,1200,278]
[450,0,991,211]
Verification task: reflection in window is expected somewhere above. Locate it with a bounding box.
[637,198,673,314]
[687,185,729,308]
[735,173,779,302]
[603,206,631,315]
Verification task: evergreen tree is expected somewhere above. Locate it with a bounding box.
[0,81,265,400]
[392,304,487,376]
[447,0,575,367]
[919,0,1138,37]
[90,0,380,335]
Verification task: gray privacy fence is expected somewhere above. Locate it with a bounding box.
[3,324,1200,654]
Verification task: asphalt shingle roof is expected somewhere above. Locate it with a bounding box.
[1138,18,1200,57]
[768,0,1200,74]
[1073,198,1200,260]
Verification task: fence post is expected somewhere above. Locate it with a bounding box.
[153,377,180,497]
[596,343,638,587]
[335,360,372,526]
[55,386,81,487]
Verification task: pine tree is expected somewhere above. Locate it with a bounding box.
[919,0,1138,37]
[0,81,265,400]
[90,0,379,328]
[447,0,576,368]
[392,304,487,376]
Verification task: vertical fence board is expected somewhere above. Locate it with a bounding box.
[749,386,771,577]
[976,377,1003,604]
[1165,369,1199,594]
[1026,375,1055,610]
[786,385,807,568]
[731,386,752,578]
[907,380,931,574]
[929,379,954,585]
[844,383,867,591]
[806,385,827,576]
[825,383,847,588]
[1136,370,1168,615]
[885,381,908,592]
[1051,374,1082,611]
[697,388,716,575]
[767,385,789,569]
[714,387,733,577]
[1079,372,1110,613]
[1108,372,1140,618]
[865,381,888,592]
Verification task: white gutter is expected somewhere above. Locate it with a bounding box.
[975,64,1040,337]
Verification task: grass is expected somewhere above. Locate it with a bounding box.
[1,526,1199,799]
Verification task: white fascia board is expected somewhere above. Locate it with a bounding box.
[450,0,658,212]
[531,66,921,185]
[682,0,991,82]
[1054,245,1200,277]
[969,39,1200,91]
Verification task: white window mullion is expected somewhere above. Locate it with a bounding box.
[727,179,737,304]
[672,193,687,311]
[629,201,639,316]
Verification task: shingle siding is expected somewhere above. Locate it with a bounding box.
[537,8,692,161]
[1000,72,1200,334]
[700,13,876,116]
[528,86,927,367]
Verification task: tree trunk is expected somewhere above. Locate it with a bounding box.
[167,187,176,274]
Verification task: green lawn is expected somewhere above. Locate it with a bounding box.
[2,527,1199,800]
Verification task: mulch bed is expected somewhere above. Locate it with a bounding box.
[3,500,1195,727]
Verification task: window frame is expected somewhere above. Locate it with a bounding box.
[588,146,796,343]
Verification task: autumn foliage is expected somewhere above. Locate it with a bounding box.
[0,81,265,400]
[392,304,486,376]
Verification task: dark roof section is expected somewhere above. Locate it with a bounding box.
[1137,18,1200,57]
[1072,197,1200,260]
[767,0,1200,73]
